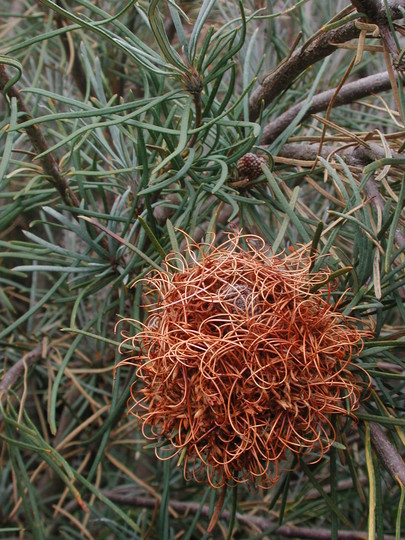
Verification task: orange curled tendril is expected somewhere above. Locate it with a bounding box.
[117,231,371,489]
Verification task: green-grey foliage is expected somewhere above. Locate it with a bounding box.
[1,0,405,538]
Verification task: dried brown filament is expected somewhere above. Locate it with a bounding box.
[118,231,371,489]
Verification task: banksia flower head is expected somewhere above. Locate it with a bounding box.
[118,231,370,489]
[237,153,265,180]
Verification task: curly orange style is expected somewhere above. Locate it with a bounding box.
[118,232,371,488]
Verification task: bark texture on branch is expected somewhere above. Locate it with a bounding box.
[351,0,405,68]
[0,64,81,209]
[249,21,359,121]
[0,63,117,258]
[277,142,405,164]
[101,490,397,539]
[262,71,393,144]
[249,0,405,121]
[369,421,405,486]
[351,0,405,27]
[276,142,405,247]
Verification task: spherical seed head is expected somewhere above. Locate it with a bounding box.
[237,153,264,179]
[118,231,372,489]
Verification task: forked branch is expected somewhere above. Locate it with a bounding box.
[249,0,405,120]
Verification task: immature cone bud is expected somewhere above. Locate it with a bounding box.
[237,153,264,179]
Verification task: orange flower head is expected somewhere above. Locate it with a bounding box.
[118,232,370,488]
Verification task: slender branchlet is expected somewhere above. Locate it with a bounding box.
[182,67,203,149]
[0,64,114,258]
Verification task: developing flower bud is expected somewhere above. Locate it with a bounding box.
[237,153,265,179]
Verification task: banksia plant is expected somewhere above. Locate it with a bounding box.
[4,0,405,536]
[118,231,371,489]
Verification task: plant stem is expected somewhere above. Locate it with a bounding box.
[262,71,394,144]
[99,490,398,539]
[0,63,114,257]
[249,0,405,120]
[0,64,81,209]
[369,421,405,486]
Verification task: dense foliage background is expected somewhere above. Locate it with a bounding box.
[1,0,405,538]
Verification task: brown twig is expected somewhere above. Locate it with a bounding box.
[276,141,405,164]
[249,0,405,121]
[351,0,405,68]
[186,89,202,148]
[0,64,81,209]
[351,0,393,24]
[183,67,203,149]
[275,141,405,248]
[100,490,397,539]
[262,71,394,144]
[369,421,405,486]
[0,64,115,258]
[349,145,405,247]
[249,22,359,121]
[54,3,87,98]
[0,342,45,421]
